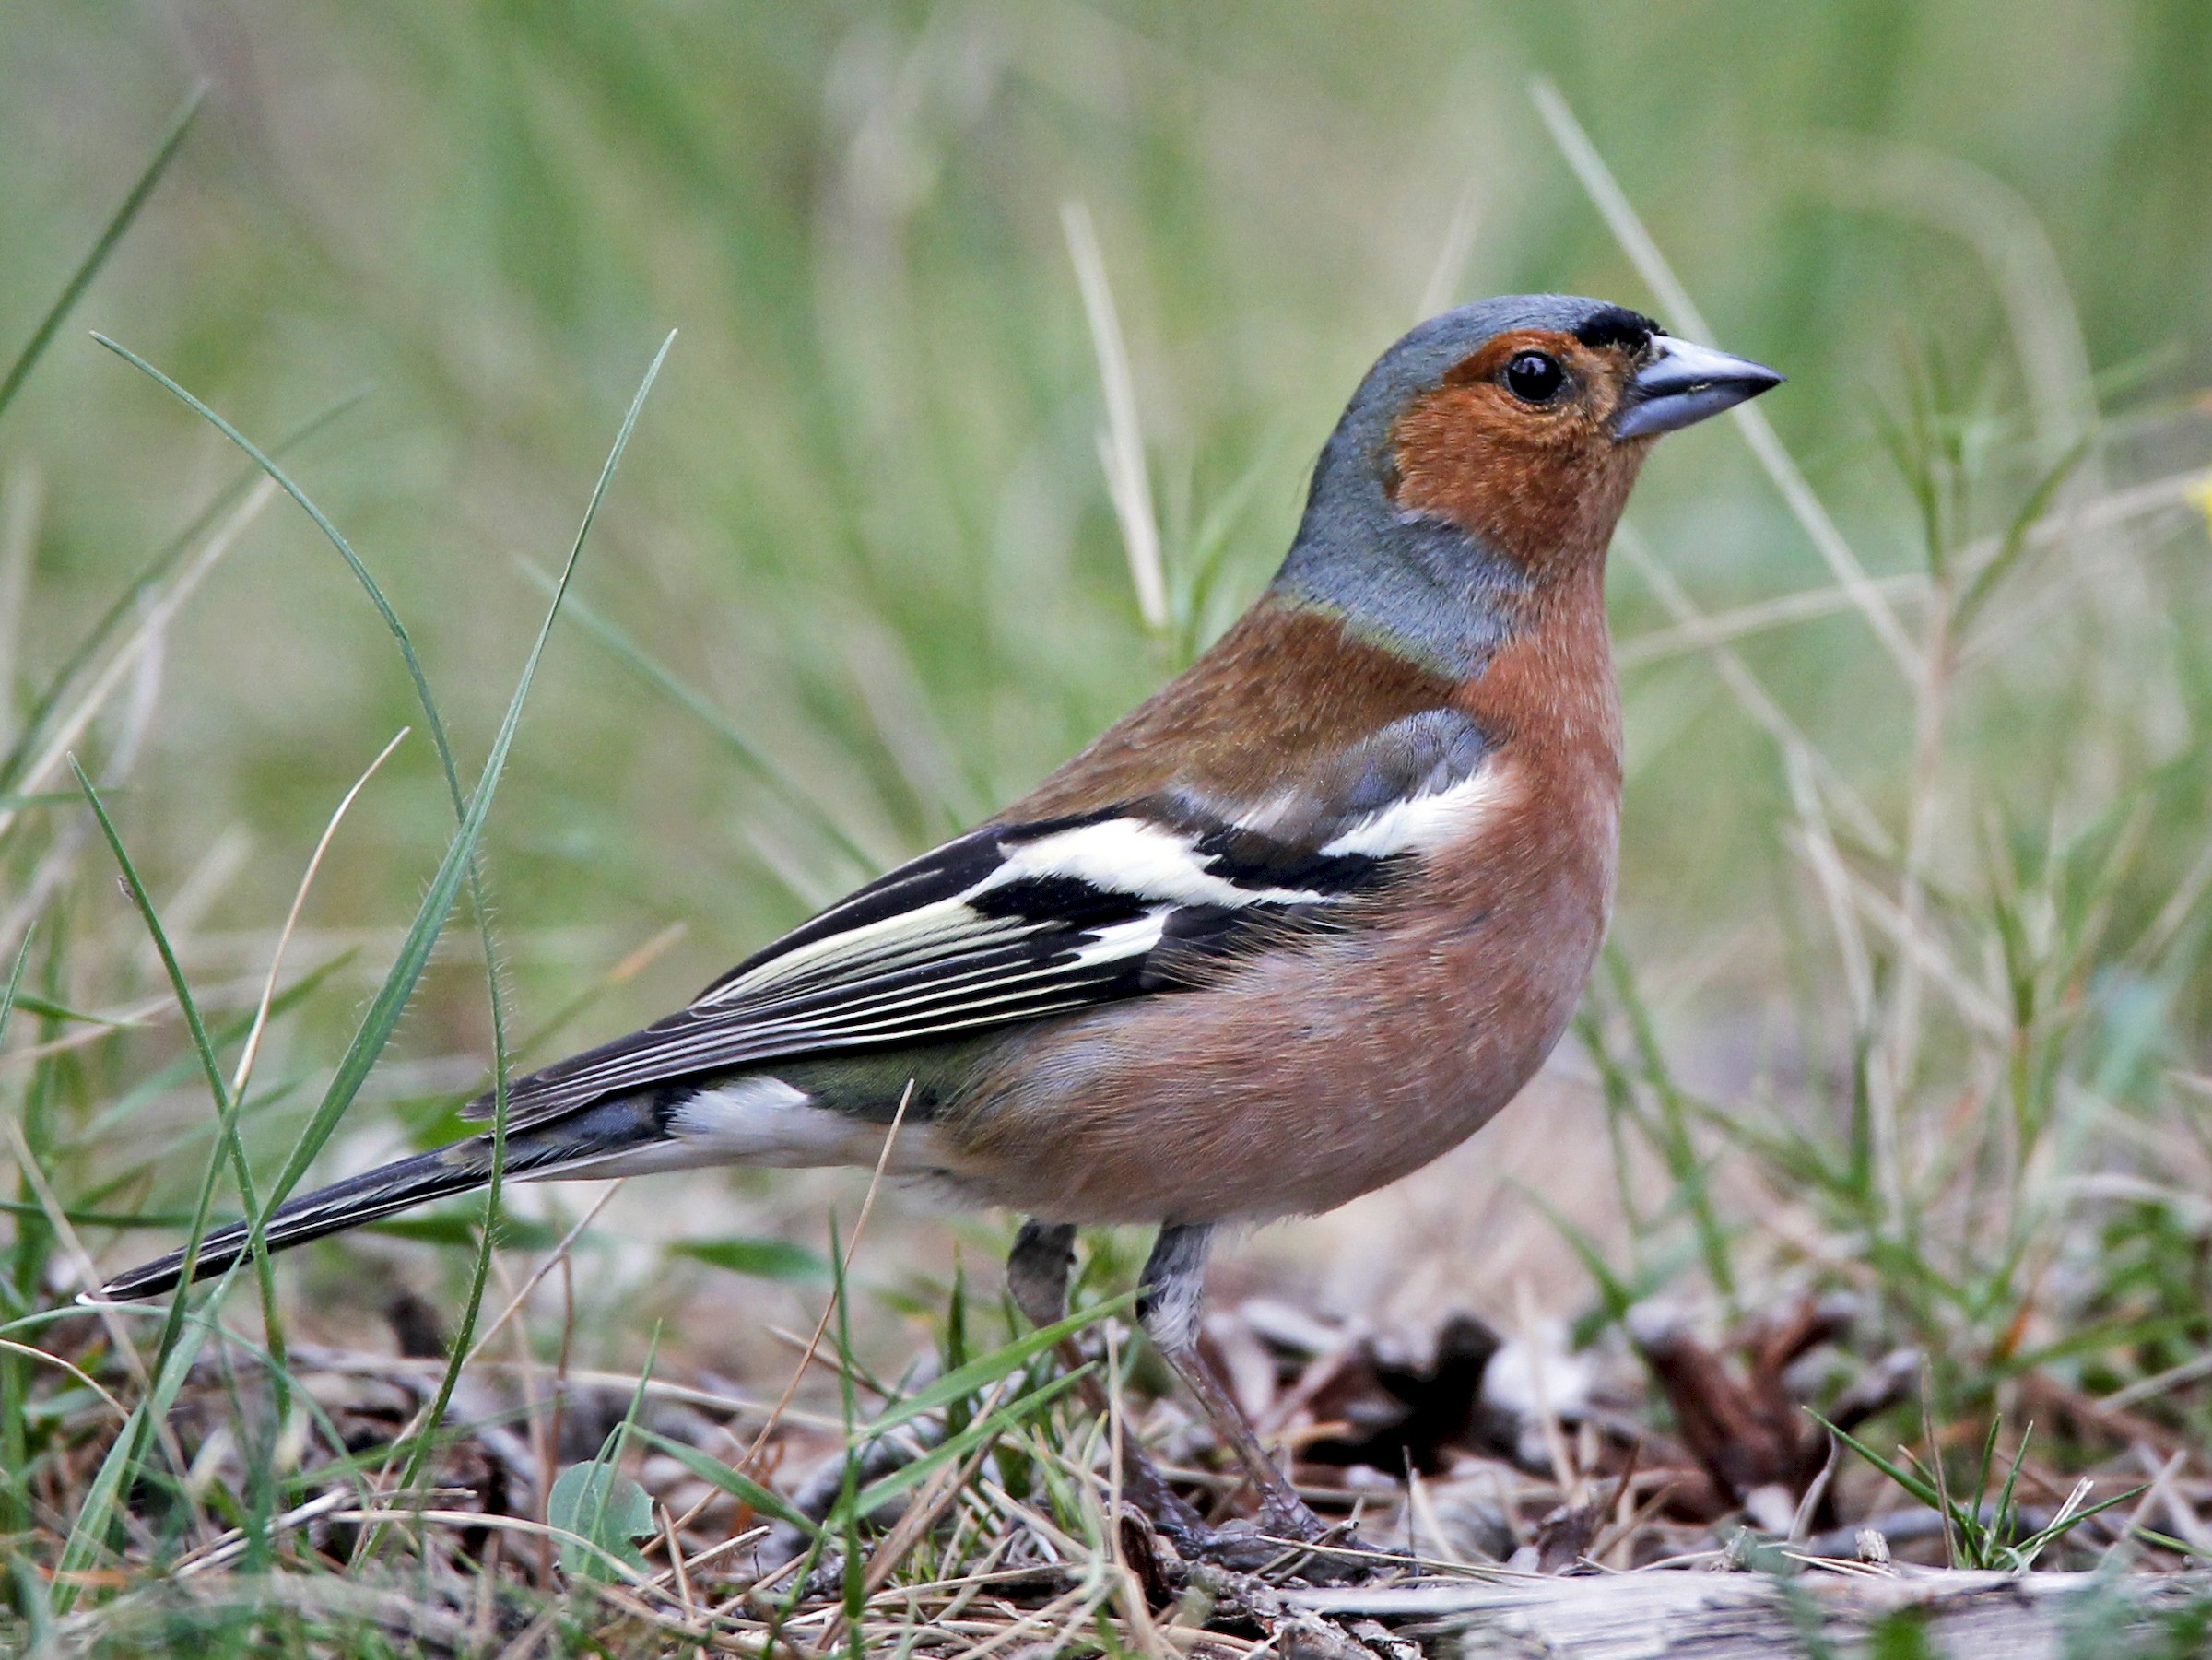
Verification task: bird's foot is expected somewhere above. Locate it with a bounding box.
[1256,1489,1339,1546]
[1107,1422,1382,1578]
[1135,1498,1382,1582]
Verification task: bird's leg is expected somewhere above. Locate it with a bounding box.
[1006,1219,1206,1541]
[1006,1219,1077,1330]
[1137,1223,1332,1545]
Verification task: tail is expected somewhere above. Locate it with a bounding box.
[86,1096,670,1303]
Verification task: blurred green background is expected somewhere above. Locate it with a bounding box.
[6,1,2212,1361]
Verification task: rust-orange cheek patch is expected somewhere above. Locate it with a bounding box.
[1387,332,1634,571]
[1388,387,1594,567]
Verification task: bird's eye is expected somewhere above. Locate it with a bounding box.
[1503,351,1566,404]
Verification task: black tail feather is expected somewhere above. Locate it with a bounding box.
[85,1092,679,1304]
[88,1146,490,1303]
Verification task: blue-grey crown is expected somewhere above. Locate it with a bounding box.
[1270,296,1658,677]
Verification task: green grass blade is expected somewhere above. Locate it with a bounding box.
[0,933,31,1542]
[0,84,203,427]
[1602,948,1738,1305]
[6,1550,55,1643]
[134,330,667,1560]
[84,338,613,1469]
[1992,1420,2028,1545]
[1513,1181,1641,1328]
[6,991,125,1026]
[1956,437,2090,638]
[389,330,675,1517]
[0,1198,195,1229]
[0,930,29,1052]
[1808,1411,1943,1511]
[68,332,666,1584]
[840,1367,1089,1524]
[670,1236,831,1282]
[628,1427,816,1534]
[1971,1415,2003,1520]
[69,762,287,1389]
[88,346,522,1200]
[862,1291,1133,1441]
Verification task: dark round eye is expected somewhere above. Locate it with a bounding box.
[1503,351,1566,404]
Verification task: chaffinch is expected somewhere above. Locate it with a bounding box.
[96,294,1780,1543]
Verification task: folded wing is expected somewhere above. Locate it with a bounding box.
[469,707,1499,1133]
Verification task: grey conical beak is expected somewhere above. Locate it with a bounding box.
[1614,335,1783,440]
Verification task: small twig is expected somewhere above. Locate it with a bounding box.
[231,726,408,1099]
[660,1497,701,1651]
[172,1487,360,1576]
[464,1183,624,1369]
[663,1523,770,1590]
[1791,1435,1843,1544]
[1514,1277,1580,1505]
[0,1337,127,1422]
[1062,198,1165,632]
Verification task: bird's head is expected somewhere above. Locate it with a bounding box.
[1277,295,1782,673]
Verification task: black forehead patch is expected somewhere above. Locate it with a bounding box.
[1571,306,1663,352]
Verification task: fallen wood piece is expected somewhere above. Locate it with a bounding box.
[1279,1565,2212,1658]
